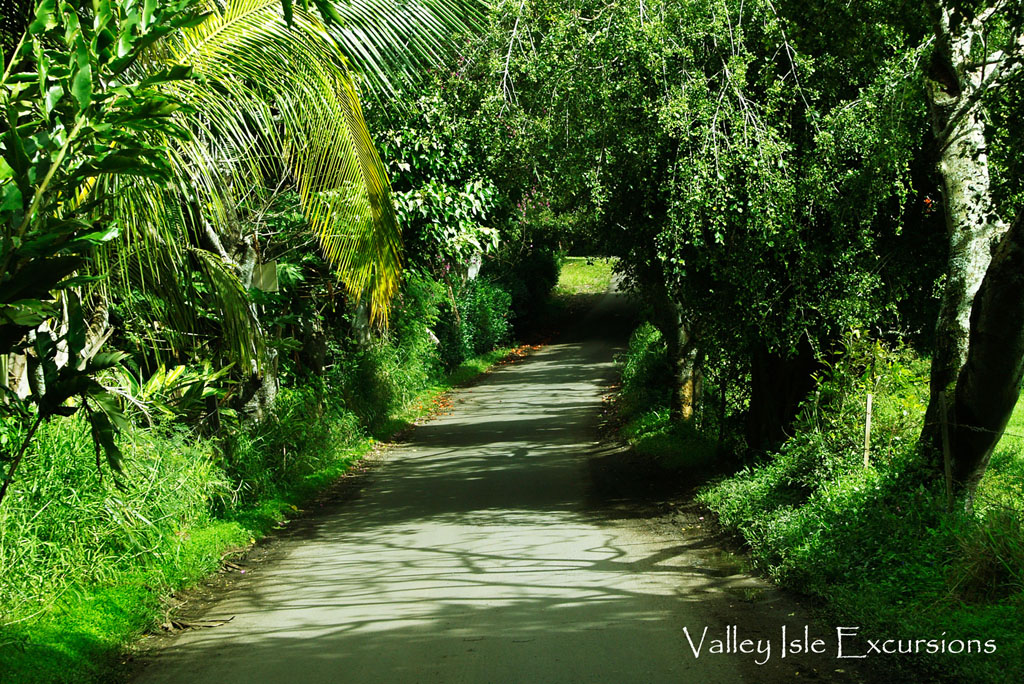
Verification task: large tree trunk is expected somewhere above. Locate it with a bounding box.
[948,212,1024,499]
[925,74,1006,407]
[920,10,1013,461]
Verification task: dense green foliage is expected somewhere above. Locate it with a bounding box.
[4,0,1024,681]
[0,0,524,681]
[615,323,719,471]
[698,338,1024,683]
[614,322,1024,683]
[0,267,516,683]
[0,0,207,500]
[460,0,1024,678]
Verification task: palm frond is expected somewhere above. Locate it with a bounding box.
[101,0,484,339]
[322,0,487,98]
[165,0,403,323]
[191,247,265,367]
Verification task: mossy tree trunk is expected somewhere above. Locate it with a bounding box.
[948,212,1024,500]
[920,1,1023,493]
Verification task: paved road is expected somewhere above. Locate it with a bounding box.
[133,292,862,684]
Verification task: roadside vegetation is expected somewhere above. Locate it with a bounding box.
[5,0,1024,683]
[0,1,550,682]
[616,325,1024,683]
[0,274,524,683]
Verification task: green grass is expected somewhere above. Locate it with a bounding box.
[373,346,515,438]
[694,342,1024,684]
[975,399,1024,517]
[621,408,716,471]
[0,347,515,684]
[992,396,1024,456]
[554,256,616,295]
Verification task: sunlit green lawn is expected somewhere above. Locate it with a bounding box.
[554,256,616,295]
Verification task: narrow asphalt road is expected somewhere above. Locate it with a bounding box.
[132,291,867,684]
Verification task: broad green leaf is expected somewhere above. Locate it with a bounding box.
[55,274,106,288]
[28,0,57,35]
[87,409,124,475]
[143,0,158,30]
[138,65,193,88]
[72,62,93,110]
[1,183,23,214]
[44,85,63,116]
[94,0,113,31]
[88,351,130,373]
[87,385,130,431]
[77,225,120,243]
[0,257,81,302]
[0,301,55,327]
[62,2,82,43]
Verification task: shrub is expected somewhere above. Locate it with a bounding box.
[436,278,512,370]
[461,280,512,354]
[222,381,364,503]
[482,243,562,330]
[617,322,672,420]
[389,271,447,389]
[698,335,1024,683]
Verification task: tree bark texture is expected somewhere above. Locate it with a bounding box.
[646,263,701,423]
[921,6,1016,463]
[949,212,1024,498]
[926,73,1006,400]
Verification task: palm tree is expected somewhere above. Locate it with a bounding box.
[98,0,484,370]
[0,0,485,490]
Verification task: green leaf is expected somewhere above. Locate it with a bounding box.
[72,62,93,110]
[0,257,81,303]
[1,182,24,214]
[87,385,129,431]
[76,225,120,243]
[28,0,57,35]
[143,0,158,30]
[313,0,345,25]
[138,65,193,88]
[88,351,129,373]
[116,30,136,58]
[0,300,57,327]
[3,107,32,182]
[44,85,63,116]
[94,0,113,31]
[55,274,106,289]
[87,409,124,475]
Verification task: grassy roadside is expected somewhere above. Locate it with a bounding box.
[611,321,1024,683]
[0,346,517,684]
